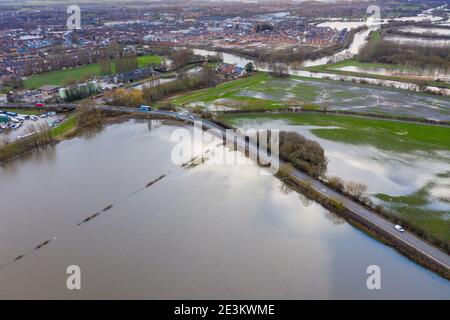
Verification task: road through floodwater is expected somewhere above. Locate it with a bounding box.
[0,120,449,299]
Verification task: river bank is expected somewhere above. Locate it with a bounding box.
[190,31,450,96]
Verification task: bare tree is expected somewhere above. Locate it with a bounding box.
[328,176,345,192]
[345,181,368,199]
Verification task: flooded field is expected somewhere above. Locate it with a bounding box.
[384,35,450,47]
[222,114,450,246]
[332,65,450,82]
[0,120,449,299]
[192,48,450,95]
[175,74,450,121]
[397,26,450,36]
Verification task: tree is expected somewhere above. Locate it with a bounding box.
[99,58,112,75]
[269,63,289,78]
[109,88,143,108]
[278,131,328,178]
[199,63,219,87]
[328,176,345,192]
[245,62,255,73]
[345,181,368,199]
[170,49,192,69]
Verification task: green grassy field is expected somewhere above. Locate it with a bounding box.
[370,30,381,42]
[0,108,42,115]
[24,55,162,89]
[50,115,78,137]
[219,112,450,153]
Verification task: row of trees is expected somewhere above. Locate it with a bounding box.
[114,52,139,74]
[21,46,105,76]
[99,51,141,76]
[328,176,368,201]
[107,88,144,108]
[63,82,99,102]
[358,39,450,70]
[142,64,220,103]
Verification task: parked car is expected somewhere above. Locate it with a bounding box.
[35,103,45,107]
[10,123,22,129]
[30,115,39,121]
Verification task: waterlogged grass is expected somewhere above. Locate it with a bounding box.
[171,73,326,110]
[307,58,413,72]
[219,112,450,246]
[219,113,450,153]
[24,55,162,89]
[305,58,450,89]
[215,96,283,110]
[377,185,450,244]
[171,72,271,106]
[289,83,319,101]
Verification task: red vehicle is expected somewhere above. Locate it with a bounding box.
[35,103,45,107]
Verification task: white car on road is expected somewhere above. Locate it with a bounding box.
[394,225,405,232]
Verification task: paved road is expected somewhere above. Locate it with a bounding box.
[2,103,450,273]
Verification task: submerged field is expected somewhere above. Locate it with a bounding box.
[305,59,450,89]
[24,55,162,89]
[219,112,450,245]
[172,73,450,120]
[1,120,449,298]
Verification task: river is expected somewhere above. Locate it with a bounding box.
[191,46,450,97]
[0,120,448,299]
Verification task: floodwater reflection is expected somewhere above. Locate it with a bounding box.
[0,120,448,299]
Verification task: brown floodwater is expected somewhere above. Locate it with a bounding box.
[0,120,448,299]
